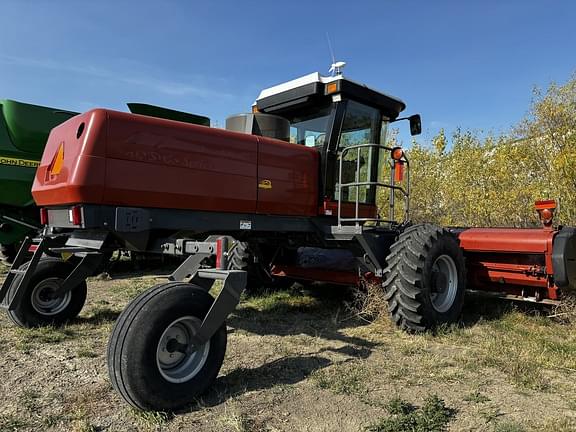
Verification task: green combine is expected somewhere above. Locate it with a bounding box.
[0,100,77,263]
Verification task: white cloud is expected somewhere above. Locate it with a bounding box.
[0,54,232,99]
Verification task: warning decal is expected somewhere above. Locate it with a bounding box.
[240,220,252,230]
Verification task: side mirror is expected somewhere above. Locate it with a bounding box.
[409,114,422,136]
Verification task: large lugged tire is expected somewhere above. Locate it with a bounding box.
[383,224,466,332]
[107,282,227,412]
[7,257,87,328]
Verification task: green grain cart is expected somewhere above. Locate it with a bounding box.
[0,100,77,263]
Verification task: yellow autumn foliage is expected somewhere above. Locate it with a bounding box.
[401,73,576,227]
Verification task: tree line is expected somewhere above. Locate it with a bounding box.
[393,73,576,227]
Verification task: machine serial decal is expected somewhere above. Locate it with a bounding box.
[0,157,39,168]
[258,179,272,189]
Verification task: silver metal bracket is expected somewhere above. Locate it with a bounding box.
[194,269,247,345]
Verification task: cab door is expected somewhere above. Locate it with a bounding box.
[322,100,383,219]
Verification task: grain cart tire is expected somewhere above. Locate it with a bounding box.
[0,243,17,265]
[107,282,227,412]
[7,258,87,328]
[383,224,466,332]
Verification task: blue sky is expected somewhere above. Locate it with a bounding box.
[1,1,574,145]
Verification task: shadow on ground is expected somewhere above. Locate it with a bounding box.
[459,292,552,328]
[230,283,378,349]
[200,284,553,408]
[196,354,332,409]
[184,284,380,408]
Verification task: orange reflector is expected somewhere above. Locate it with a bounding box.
[326,82,338,94]
[394,161,405,182]
[49,143,65,176]
[391,147,404,160]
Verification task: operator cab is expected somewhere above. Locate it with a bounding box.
[253,69,421,225]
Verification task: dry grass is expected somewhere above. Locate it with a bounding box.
[1,263,576,431]
[311,359,371,395]
[346,280,389,322]
[218,408,267,432]
[548,294,576,324]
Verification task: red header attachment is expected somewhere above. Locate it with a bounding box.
[534,199,556,228]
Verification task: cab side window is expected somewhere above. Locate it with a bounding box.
[289,105,332,149]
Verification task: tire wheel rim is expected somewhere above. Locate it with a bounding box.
[430,254,458,313]
[30,278,72,316]
[156,316,210,384]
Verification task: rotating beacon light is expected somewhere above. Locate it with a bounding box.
[535,199,557,228]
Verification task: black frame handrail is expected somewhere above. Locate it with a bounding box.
[337,143,410,227]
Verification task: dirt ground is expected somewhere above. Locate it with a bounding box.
[1,264,576,432]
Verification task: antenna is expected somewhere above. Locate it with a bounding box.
[326,32,336,67]
[326,32,346,76]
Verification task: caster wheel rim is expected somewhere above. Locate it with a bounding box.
[156,316,210,384]
[430,254,458,313]
[31,278,72,316]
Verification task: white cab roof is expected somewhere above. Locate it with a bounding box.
[256,72,403,105]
